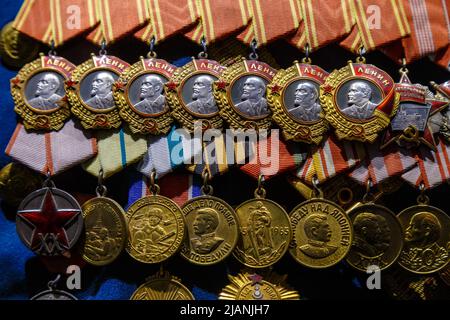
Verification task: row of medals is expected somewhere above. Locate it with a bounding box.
[15,168,450,300]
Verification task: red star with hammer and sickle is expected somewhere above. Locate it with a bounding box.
[248,274,263,285]
[322,84,333,94]
[65,80,78,90]
[166,81,178,91]
[271,84,282,94]
[216,81,228,90]
[11,76,22,88]
[17,189,80,252]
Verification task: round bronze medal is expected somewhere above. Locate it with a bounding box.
[131,271,194,300]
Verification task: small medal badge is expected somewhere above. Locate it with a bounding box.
[382,71,447,150]
[66,52,129,129]
[428,81,450,142]
[268,60,329,144]
[321,54,399,142]
[166,58,226,131]
[11,53,75,130]
[114,56,176,134]
[216,57,277,130]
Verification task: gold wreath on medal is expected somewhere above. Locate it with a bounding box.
[66,54,129,129]
[11,53,75,131]
[268,61,329,144]
[321,61,400,142]
[114,57,175,135]
[165,58,225,132]
[215,58,277,130]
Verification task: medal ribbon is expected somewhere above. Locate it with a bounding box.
[340,0,410,53]
[5,119,97,175]
[237,0,301,45]
[82,127,147,178]
[349,139,416,186]
[289,0,354,51]
[184,0,251,43]
[401,137,450,189]
[134,0,199,43]
[296,135,365,184]
[13,0,99,46]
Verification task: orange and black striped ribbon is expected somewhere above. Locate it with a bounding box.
[340,0,410,53]
[290,0,354,51]
[237,0,301,45]
[134,0,199,43]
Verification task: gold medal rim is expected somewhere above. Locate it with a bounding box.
[288,197,353,269]
[397,204,450,275]
[125,194,186,264]
[81,196,128,266]
[345,203,404,272]
[130,277,194,300]
[232,198,292,269]
[179,195,239,266]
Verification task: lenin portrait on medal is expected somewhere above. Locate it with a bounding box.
[181,73,219,116]
[283,80,322,122]
[80,70,119,111]
[128,73,168,115]
[231,75,270,118]
[336,79,382,120]
[25,71,65,112]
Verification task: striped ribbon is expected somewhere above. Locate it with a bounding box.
[340,0,410,53]
[83,126,147,178]
[236,0,301,45]
[5,119,97,175]
[13,0,99,46]
[134,0,199,43]
[401,137,450,189]
[296,135,366,184]
[349,140,416,186]
[289,0,354,51]
[126,170,202,208]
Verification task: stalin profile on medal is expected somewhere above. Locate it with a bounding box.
[341,81,378,120]
[191,208,224,254]
[85,71,115,110]
[352,212,391,257]
[28,73,63,111]
[235,76,269,117]
[299,213,337,258]
[400,212,449,271]
[186,75,218,115]
[134,75,166,114]
[287,82,321,122]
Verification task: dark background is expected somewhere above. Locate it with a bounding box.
[1,0,449,300]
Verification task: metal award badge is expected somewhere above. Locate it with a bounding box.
[215,40,277,130]
[11,42,75,131]
[66,41,130,129]
[321,46,399,142]
[114,37,176,135]
[166,37,226,131]
[268,44,329,144]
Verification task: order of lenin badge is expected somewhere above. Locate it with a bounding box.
[66,54,129,129]
[11,53,75,131]
[166,58,226,131]
[114,57,176,134]
[215,58,277,130]
[321,61,399,142]
[268,61,329,144]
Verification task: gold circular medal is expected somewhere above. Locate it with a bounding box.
[233,198,292,268]
[180,195,239,266]
[131,272,194,300]
[346,203,403,271]
[0,21,40,69]
[289,198,353,268]
[219,272,299,300]
[81,197,128,266]
[397,204,450,274]
[126,195,185,264]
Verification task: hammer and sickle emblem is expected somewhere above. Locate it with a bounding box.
[399,125,420,145]
[94,114,109,127]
